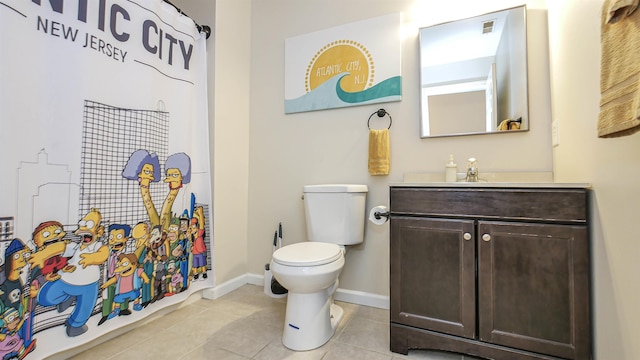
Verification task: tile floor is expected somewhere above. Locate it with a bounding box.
[69,284,481,360]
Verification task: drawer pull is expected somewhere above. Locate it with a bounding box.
[482,234,491,242]
[463,232,472,241]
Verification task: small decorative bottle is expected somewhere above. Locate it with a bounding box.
[445,154,457,182]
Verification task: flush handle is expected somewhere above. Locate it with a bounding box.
[482,233,491,242]
[463,232,472,241]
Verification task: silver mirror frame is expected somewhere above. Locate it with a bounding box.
[419,5,529,138]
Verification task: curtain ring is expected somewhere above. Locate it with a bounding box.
[367,109,392,130]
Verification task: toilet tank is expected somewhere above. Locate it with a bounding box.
[303,184,368,246]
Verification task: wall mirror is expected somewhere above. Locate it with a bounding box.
[419,6,528,138]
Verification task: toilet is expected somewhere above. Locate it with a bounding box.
[270,184,368,351]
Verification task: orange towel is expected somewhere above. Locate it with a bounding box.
[368,129,390,176]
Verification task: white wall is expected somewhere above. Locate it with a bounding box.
[548,1,640,359]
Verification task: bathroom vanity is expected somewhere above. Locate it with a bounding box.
[389,184,591,360]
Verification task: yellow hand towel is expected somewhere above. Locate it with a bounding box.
[368,129,390,176]
[497,118,521,131]
[497,119,512,131]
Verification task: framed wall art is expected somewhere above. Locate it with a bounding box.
[284,13,402,114]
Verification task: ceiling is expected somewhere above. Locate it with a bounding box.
[420,8,509,67]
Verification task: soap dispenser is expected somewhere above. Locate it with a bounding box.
[445,154,457,182]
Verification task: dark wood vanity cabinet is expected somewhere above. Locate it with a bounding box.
[390,187,591,360]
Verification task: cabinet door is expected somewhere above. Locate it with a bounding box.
[477,221,590,359]
[391,216,476,338]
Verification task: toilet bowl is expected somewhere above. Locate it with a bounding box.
[271,242,345,351]
[270,184,367,351]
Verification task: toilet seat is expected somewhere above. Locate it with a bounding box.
[272,242,342,267]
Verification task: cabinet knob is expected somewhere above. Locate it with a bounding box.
[463,232,472,241]
[482,233,491,242]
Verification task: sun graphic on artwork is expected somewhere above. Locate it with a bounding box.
[305,40,374,93]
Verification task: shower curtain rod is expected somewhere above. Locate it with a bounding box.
[163,0,212,39]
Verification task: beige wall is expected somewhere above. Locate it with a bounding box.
[548,1,640,359]
[178,0,640,359]
[209,0,252,284]
[247,0,551,297]
[177,0,252,285]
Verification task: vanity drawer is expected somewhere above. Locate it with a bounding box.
[390,187,588,223]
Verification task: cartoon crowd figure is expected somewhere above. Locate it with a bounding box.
[0,238,36,359]
[0,150,209,359]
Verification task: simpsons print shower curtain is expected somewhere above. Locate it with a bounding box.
[0,1,213,358]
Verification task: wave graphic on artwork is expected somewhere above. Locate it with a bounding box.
[284,73,402,114]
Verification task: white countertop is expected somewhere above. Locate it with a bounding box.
[390,182,592,189]
[395,172,591,189]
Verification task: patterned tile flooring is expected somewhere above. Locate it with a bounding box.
[68,284,482,360]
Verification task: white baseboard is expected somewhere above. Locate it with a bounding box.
[240,272,389,310]
[202,273,251,299]
[247,272,264,286]
[335,288,389,310]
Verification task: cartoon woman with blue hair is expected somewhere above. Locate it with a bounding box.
[123,150,162,227]
[123,150,191,231]
[160,153,191,229]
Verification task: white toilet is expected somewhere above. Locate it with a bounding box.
[270,184,368,351]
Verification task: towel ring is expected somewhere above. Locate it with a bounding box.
[367,108,392,130]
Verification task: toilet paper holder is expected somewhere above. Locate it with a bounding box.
[369,205,390,225]
[374,210,389,220]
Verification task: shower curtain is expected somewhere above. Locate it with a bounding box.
[0,1,213,358]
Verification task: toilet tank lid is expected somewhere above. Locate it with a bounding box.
[303,184,368,193]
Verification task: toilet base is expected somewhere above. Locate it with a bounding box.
[281,289,343,351]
